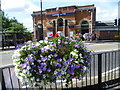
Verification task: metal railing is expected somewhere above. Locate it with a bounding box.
[0,50,120,89]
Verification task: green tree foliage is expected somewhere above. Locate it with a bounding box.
[2,12,32,41]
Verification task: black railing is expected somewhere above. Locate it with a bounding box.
[0,50,120,89]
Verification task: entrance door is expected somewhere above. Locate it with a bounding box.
[81,21,89,35]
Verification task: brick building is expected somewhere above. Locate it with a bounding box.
[31,4,96,40]
[95,21,119,40]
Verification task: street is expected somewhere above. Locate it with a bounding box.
[0,42,119,66]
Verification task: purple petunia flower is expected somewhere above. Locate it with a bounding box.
[66,58,74,64]
[84,55,88,57]
[41,63,47,67]
[52,44,56,47]
[54,80,56,84]
[72,40,77,42]
[75,65,80,68]
[41,48,47,53]
[83,49,87,52]
[38,66,41,70]
[53,61,57,66]
[85,61,89,63]
[54,54,57,57]
[37,60,41,63]
[41,57,48,61]
[88,58,92,62]
[20,64,26,68]
[47,68,51,72]
[57,63,61,67]
[33,51,38,55]
[74,44,80,48]
[33,65,36,68]
[36,72,41,75]
[31,44,37,48]
[57,58,62,62]
[80,64,84,68]
[52,75,56,78]
[49,47,53,50]
[67,69,74,74]
[64,41,68,44]
[87,65,90,69]
[66,58,75,63]
[20,62,29,68]
[58,72,61,75]
[66,60,71,64]
[30,59,34,63]
[29,69,33,72]
[41,67,46,71]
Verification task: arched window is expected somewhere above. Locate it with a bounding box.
[57,18,63,27]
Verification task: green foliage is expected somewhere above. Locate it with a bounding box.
[2,12,32,40]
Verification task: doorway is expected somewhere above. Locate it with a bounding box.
[81,21,89,35]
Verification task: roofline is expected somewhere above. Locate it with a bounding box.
[32,4,95,12]
[45,4,95,10]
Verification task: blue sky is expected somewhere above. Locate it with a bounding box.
[1,0,119,32]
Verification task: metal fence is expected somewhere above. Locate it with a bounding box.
[0,50,120,90]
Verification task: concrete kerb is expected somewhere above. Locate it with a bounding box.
[0,46,16,54]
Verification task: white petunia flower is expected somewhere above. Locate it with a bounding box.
[44,45,50,50]
[27,66,31,70]
[39,40,44,43]
[70,51,78,57]
[80,59,84,63]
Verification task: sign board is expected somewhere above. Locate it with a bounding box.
[70,31,74,37]
[46,12,76,17]
[47,32,53,37]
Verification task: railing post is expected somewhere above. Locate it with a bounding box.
[0,68,6,90]
[98,54,102,89]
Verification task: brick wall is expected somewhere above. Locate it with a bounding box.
[95,31,118,40]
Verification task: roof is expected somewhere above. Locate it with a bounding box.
[95,21,115,26]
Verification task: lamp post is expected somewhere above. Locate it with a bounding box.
[37,23,43,41]
[37,0,43,41]
[40,0,43,24]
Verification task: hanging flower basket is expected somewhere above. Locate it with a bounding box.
[83,33,94,41]
[12,35,92,88]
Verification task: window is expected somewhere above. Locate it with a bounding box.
[57,18,63,27]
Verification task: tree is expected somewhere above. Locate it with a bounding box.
[2,12,32,43]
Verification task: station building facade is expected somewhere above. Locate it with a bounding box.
[31,4,96,40]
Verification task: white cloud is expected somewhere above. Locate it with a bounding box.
[32,0,118,3]
[21,18,33,31]
[1,0,40,32]
[96,4,118,21]
[2,0,39,13]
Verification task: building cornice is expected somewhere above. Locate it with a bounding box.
[76,7,96,11]
[31,12,46,16]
